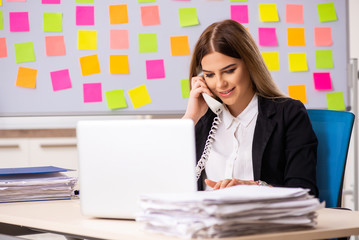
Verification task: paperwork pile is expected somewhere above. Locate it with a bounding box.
[137,185,323,238]
[0,166,77,203]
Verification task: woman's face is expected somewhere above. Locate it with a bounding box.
[201,51,254,115]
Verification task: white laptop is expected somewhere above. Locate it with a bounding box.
[76,119,198,219]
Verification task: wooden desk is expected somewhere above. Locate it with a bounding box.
[0,200,358,240]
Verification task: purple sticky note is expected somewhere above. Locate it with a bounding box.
[76,6,95,26]
[83,83,102,103]
[146,59,165,79]
[230,5,249,24]
[42,0,60,4]
[50,69,72,91]
[313,72,332,90]
[9,12,30,32]
[258,27,277,46]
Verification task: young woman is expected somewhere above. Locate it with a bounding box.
[183,19,318,196]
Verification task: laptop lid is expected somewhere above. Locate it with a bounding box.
[76,119,197,219]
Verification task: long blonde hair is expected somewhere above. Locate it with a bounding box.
[189,19,285,98]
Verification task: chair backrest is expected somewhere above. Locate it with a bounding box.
[307,109,355,208]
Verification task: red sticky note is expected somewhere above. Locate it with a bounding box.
[76,6,94,26]
[83,83,102,103]
[50,69,72,91]
[285,4,303,23]
[313,72,332,90]
[230,5,248,24]
[42,0,60,4]
[140,5,160,26]
[0,38,7,58]
[314,27,332,46]
[110,29,129,49]
[258,28,277,46]
[146,59,165,79]
[45,35,66,56]
[9,12,29,32]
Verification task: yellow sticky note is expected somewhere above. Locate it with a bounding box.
[78,30,97,50]
[110,55,129,74]
[109,5,128,24]
[128,85,152,109]
[288,85,307,103]
[288,53,308,72]
[261,52,279,71]
[287,28,305,46]
[16,67,37,89]
[79,54,101,76]
[326,92,345,110]
[0,0,2,6]
[170,36,190,56]
[259,4,279,22]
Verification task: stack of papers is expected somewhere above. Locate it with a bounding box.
[0,166,77,203]
[137,185,323,238]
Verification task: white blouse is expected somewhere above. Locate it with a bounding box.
[204,94,258,185]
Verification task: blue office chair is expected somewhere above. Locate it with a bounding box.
[307,109,355,208]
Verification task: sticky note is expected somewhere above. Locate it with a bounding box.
[6,0,26,2]
[110,29,129,49]
[78,30,97,50]
[109,5,128,25]
[317,2,337,22]
[128,85,152,109]
[0,38,7,58]
[14,42,35,63]
[313,72,332,90]
[0,0,2,6]
[50,69,72,91]
[9,12,29,32]
[105,89,127,109]
[288,85,307,103]
[181,78,190,98]
[76,6,94,26]
[79,54,101,76]
[230,5,248,24]
[178,8,199,27]
[138,0,156,3]
[314,27,332,46]
[76,0,93,3]
[138,33,157,53]
[16,67,37,89]
[288,53,308,72]
[287,28,305,46]
[0,11,3,30]
[141,5,160,26]
[83,83,102,103]
[326,92,345,110]
[42,0,60,4]
[43,12,62,32]
[315,50,333,69]
[261,52,279,71]
[170,36,190,56]
[110,55,129,74]
[258,4,279,22]
[45,35,66,56]
[258,28,277,47]
[146,59,165,79]
[285,4,303,23]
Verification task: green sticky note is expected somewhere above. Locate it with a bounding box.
[181,79,190,99]
[259,4,279,22]
[288,53,308,72]
[326,92,345,110]
[178,8,199,27]
[138,0,156,2]
[317,2,337,22]
[0,11,3,30]
[138,33,157,53]
[43,12,62,32]
[14,42,35,63]
[76,0,94,2]
[105,89,127,109]
[315,50,333,69]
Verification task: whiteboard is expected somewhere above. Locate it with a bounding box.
[0,0,349,116]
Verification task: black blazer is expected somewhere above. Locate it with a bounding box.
[195,96,318,197]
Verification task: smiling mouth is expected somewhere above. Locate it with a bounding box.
[219,87,235,96]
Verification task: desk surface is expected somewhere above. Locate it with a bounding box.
[0,200,359,240]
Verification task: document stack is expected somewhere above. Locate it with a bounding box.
[0,166,77,203]
[137,185,323,238]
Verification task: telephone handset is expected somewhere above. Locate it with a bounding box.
[197,72,224,115]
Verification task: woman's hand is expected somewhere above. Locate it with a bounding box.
[205,178,258,190]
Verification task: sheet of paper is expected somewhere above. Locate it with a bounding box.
[105,89,127,109]
[230,5,248,24]
[141,5,160,26]
[178,8,199,27]
[79,54,101,76]
[288,85,307,103]
[43,12,62,32]
[261,52,279,71]
[110,55,129,74]
[138,0,156,2]
[76,6,94,26]
[45,35,66,56]
[110,29,129,49]
[285,4,303,23]
[181,79,190,99]
[314,27,332,46]
[170,36,190,56]
[0,11,3,30]
[287,28,305,46]
[83,83,102,103]
[50,69,72,91]
[128,84,152,109]
[9,12,29,32]
[258,28,277,46]
[42,0,60,4]
[326,92,345,110]
[0,37,7,58]
[14,42,35,63]
[138,33,157,53]
[313,72,332,90]
[288,53,307,72]
[258,4,279,22]
[78,30,97,50]
[317,2,337,22]
[315,50,333,69]
[146,59,165,79]
[109,4,128,24]
[16,67,37,89]
[75,0,93,3]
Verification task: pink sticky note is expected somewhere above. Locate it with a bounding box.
[141,5,160,26]
[258,28,277,46]
[76,6,94,26]
[45,35,66,56]
[50,69,72,91]
[146,59,165,79]
[230,5,249,24]
[9,12,29,32]
[285,4,303,23]
[110,29,129,49]
[313,72,332,90]
[0,38,7,58]
[42,0,60,4]
[83,83,102,103]
[6,0,26,2]
[314,27,332,46]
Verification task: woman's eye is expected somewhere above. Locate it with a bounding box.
[225,68,236,74]
[205,73,214,78]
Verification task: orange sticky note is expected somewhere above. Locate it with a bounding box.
[110,55,129,74]
[287,28,305,46]
[16,67,37,88]
[79,54,101,76]
[288,85,307,103]
[109,4,128,24]
[314,27,332,46]
[170,36,190,56]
